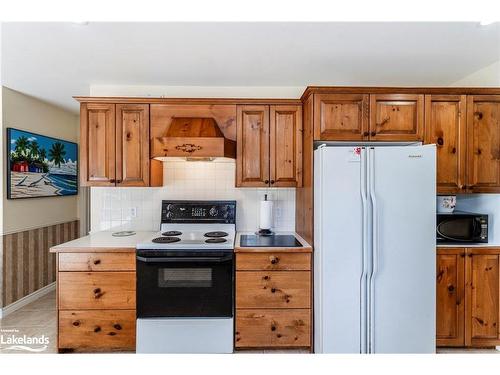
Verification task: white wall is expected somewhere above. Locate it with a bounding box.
[450,60,500,86]
[2,87,80,234]
[90,160,295,232]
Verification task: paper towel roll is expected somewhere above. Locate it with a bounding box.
[259,200,273,230]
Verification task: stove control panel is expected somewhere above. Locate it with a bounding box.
[161,200,236,224]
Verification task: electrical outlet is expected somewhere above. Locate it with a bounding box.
[130,207,137,218]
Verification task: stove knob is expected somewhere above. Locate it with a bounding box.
[209,207,218,216]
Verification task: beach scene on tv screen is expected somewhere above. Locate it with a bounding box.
[8,129,77,198]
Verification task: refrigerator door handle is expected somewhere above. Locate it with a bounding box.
[360,148,369,354]
[368,147,379,354]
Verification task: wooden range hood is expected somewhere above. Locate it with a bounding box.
[152,117,236,159]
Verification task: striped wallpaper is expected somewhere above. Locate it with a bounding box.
[1,220,80,307]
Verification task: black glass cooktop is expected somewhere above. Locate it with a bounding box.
[240,235,302,248]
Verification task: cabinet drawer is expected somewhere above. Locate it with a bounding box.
[58,272,135,310]
[235,309,310,348]
[236,253,311,271]
[58,252,136,272]
[59,310,135,350]
[236,271,310,308]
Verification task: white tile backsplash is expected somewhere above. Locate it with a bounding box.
[90,160,295,232]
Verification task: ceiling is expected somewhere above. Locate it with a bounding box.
[2,22,500,113]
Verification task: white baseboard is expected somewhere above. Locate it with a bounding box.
[0,282,55,319]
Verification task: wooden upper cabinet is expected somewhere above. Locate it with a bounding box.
[424,95,467,194]
[465,249,500,346]
[80,103,116,186]
[115,104,150,187]
[270,105,302,187]
[436,248,465,347]
[313,93,369,140]
[466,96,500,193]
[369,94,424,141]
[236,105,270,187]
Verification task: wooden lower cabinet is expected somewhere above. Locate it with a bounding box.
[235,251,312,350]
[56,250,136,352]
[59,310,136,351]
[236,309,310,348]
[437,247,500,348]
[436,248,465,346]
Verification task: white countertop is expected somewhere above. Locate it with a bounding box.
[50,231,155,252]
[437,243,500,248]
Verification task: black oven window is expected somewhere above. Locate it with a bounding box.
[158,268,213,288]
[438,218,473,240]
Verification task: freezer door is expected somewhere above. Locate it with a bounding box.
[369,145,436,353]
[314,146,367,353]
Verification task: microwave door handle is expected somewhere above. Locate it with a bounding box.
[136,255,232,263]
[472,218,482,237]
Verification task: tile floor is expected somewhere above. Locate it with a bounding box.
[0,290,57,353]
[1,290,499,354]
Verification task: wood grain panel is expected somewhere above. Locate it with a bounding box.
[270,105,302,187]
[58,272,135,310]
[80,103,116,186]
[59,310,135,351]
[58,252,136,272]
[313,93,368,140]
[235,309,311,348]
[1,220,80,307]
[466,96,500,193]
[236,253,311,271]
[436,248,465,347]
[465,251,500,345]
[236,271,310,309]
[115,104,150,187]
[236,105,270,187]
[295,94,314,245]
[369,94,424,141]
[424,95,467,194]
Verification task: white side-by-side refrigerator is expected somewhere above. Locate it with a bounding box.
[314,144,436,353]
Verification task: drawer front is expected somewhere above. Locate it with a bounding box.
[58,272,136,310]
[236,271,310,308]
[236,253,311,271]
[236,309,310,348]
[59,310,135,350]
[58,252,136,272]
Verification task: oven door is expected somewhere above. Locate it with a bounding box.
[436,217,483,242]
[136,250,233,318]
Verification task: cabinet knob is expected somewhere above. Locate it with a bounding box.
[363,131,369,137]
[110,179,115,183]
[264,180,269,184]
[116,180,122,183]
[270,180,275,185]
[370,131,376,137]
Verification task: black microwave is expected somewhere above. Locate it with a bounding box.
[436,211,488,243]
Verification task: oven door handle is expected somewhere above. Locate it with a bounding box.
[136,255,233,263]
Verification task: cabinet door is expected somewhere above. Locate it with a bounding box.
[80,103,116,186]
[236,105,270,187]
[465,249,500,347]
[270,105,302,187]
[115,104,150,187]
[313,93,369,140]
[466,96,500,193]
[424,95,467,194]
[370,94,424,141]
[436,248,465,347]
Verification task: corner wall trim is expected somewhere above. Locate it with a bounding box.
[0,282,55,319]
